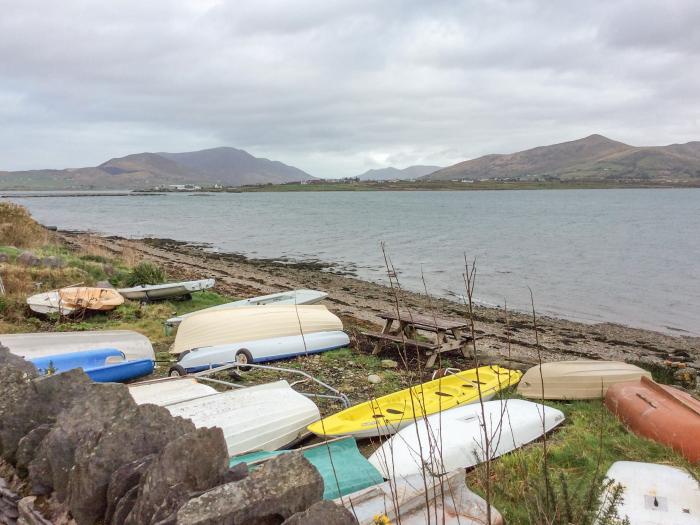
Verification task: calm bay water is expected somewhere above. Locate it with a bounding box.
[6,189,700,335]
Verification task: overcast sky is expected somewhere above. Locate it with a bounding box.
[1,0,699,177]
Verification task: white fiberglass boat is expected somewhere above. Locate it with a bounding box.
[26,290,76,315]
[165,289,328,328]
[368,399,565,480]
[171,304,343,355]
[0,330,155,361]
[117,278,214,301]
[133,380,321,456]
[128,376,218,406]
[338,469,504,524]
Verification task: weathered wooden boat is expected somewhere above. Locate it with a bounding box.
[308,366,522,439]
[165,289,328,328]
[26,290,76,315]
[599,461,700,524]
[517,360,651,400]
[171,304,344,355]
[172,330,350,374]
[337,469,504,524]
[29,348,153,382]
[230,437,384,500]
[128,376,219,406]
[368,399,565,480]
[117,278,215,301]
[605,376,700,462]
[134,380,321,456]
[58,287,124,311]
[0,330,155,361]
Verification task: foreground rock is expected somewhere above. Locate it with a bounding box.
[176,453,323,525]
[282,500,358,525]
[67,404,195,525]
[126,427,229,525]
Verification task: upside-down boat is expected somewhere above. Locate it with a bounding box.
[165,289,328,328]
[117,278,215,301]
[58,287,124,311]
[28,347,153,382]
[368,399,565,480]
[605,376,700,462]
[308,366,522,439]
[517,360,651,400]
[599,461,700,524]
[337,469,504,524]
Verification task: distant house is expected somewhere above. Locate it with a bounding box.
[169,184,201,191]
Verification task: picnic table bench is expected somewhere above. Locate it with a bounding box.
[362,310,474,367]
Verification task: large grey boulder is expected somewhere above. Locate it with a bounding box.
[105,454,156,525]
[15,425,52,477]
[282,501,358,525]
[28,382,135,499]
[0,344,37,375]
[68,404,195,525]
[126,427,229,525]
[17,252,40,266]
[176,453,323,525]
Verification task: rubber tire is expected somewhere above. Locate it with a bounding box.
[235,349,253,371]
[168,365,187,377]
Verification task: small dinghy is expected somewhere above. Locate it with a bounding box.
[0,330,155,361]
[29,348,153,382]
[171,304,344,355]
[230,437,384,500]
[173,331,350,373]
[135,380,321,456]
[117,278,214,301]
[599,461,699,524]
[26,290,76,315]
[517,360,651,400]
[605,376,700,462]
[337,469,504,524]
[165,289,328,328]
[308,366,522,439]
[368,399,565,480]
[58,287,124,311]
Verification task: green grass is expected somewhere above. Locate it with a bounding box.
[469,398,699,524]
[0,245,22,259]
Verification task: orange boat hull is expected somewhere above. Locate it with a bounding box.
[605,376,700,463]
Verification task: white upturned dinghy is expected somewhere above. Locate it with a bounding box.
[128,376,218,406]
[165,289,328,328]
[0,330,155,361]
[599,461,700,525]
[338,469,504,524]
[134,380,321,456]
[171,304,344,355]
[117,278,215,301]
[26,290,76,315]
[368,399,565,480]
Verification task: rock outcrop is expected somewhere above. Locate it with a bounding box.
[282,500,358,525]
[176,453,323,525]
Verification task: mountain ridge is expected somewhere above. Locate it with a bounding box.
[423,135,700,181]
[0,147,314,189]
[358,165,442,181]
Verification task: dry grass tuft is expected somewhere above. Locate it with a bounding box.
[0,203,53,248]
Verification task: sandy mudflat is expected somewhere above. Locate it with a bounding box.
[60,231,700,377]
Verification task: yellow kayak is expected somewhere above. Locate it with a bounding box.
[308,365,522,439]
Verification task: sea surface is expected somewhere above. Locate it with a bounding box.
[5,189,699,335]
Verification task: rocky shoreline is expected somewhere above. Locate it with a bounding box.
[58,230,700,380]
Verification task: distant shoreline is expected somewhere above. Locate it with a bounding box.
[3,179,699,193]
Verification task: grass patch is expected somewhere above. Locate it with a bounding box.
[469,399,699,524]
[124,261,167,287]
[0,203,53,248]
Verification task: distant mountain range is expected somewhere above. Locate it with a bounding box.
[0,147,313,190]
[358,165,442,181]
[423,135,700,181]
[2,135,699,190]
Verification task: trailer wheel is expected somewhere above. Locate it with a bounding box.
[235,349,253,371]
[168,365,187,377]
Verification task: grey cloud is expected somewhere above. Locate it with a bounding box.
[0,0,698,175]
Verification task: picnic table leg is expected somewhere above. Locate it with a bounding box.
[426,351,438,368]
[372,319,394,355]
[451,328,472,358]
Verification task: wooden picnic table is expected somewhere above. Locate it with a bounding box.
[362,310,473,368]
